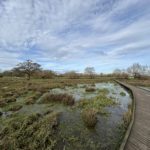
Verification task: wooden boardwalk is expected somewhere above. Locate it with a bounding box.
[117,81,150,150]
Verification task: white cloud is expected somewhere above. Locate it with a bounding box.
[0,0,150,72]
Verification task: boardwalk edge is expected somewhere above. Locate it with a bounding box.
[115,80,136,150]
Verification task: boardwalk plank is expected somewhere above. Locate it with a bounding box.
[117,81,150,150]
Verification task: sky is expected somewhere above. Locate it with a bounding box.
[0,0,150,73]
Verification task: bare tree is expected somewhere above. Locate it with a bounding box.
[126,63,150,78]
[15,60,41,80]
[84,67,95,78]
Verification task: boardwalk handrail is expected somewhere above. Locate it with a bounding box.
[115,80,136,150]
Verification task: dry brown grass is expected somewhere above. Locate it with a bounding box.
[39,93,75,106]
[81,109,97,128]
[123,108,132,129]
[85,87,96,92]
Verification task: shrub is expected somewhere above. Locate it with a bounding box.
[39,93,75,106]
[85,87,96,92]
[82,109,97,128]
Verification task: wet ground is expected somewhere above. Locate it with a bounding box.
[0,82,132,149]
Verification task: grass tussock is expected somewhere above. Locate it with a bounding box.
[0,99,7,107]
[8,104,23,111]
[39,93,75,106]
[25,92,42,105]
[123,106,132,129]
[85,87,96,92]
[120,92,126,96]
[0,112,60,150]
[77,94,116,113]
[82,109,97,128]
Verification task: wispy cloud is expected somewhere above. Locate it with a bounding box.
[0,0,150,72]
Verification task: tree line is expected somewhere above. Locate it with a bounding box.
[113,63,150,79]
[0,60,149,80]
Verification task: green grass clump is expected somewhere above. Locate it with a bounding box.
[0,112,60,150]
[120,92,126,96]
[39,93,75,106]
[77,94,116,113]
[82,109,97,128]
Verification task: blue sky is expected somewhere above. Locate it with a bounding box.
[0,0,150,73]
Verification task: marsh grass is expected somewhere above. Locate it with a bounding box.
[0,99,7,107]
[7,104,23,111]
[39,93,75,106]
[85,87,96,92]
[77,94,117,114]
[0,112,60,150]
[98,88,109,95]
[82,109,97,128]
[25,92,42,105]
[123,103,132,129]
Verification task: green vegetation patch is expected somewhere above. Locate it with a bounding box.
[77,94,117,114]
[0,112,60,150]
[120,92,126,96]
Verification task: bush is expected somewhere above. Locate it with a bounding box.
[82,109,97,128]
[39,93,75,106]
